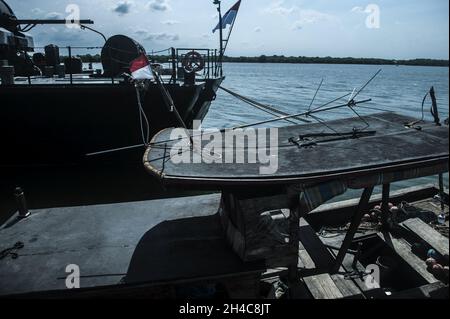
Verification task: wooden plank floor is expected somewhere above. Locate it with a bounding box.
[319,233,374,297]
[303,274,344,299]
[298,219,365,299]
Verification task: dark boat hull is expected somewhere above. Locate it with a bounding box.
[0,77,223,167]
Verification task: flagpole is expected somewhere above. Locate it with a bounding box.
[222,4,239,57]
[216,0,224,77]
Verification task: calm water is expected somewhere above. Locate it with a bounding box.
[203,63,449,198]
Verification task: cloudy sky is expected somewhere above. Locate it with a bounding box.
[8,0,449,59]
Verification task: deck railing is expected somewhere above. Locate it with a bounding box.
[4,46,222,86]
[149,47,222,84]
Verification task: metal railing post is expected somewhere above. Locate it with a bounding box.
[171,47,177,84]
[68,46,73,85]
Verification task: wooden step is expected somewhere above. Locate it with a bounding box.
[298,218,335,271]
[303,273,344,299]
[299,219,364,298]
[402,218,449,257]
[378,233,438,284]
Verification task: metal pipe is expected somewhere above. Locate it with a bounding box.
[171,47,177,84]
[217,1,223,77]
[15,19,94,25]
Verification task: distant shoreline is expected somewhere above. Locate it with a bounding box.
[221,56,449,67]
[76,53,449,67]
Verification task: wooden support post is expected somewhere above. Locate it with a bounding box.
[430,87,441,126]
[288,205,300,283]
[381,183,391,230]
[287,186,302,285]
[438,174,446,213]
[331,187,374,273]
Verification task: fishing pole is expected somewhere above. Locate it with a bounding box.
[352,69,382,101]
[308,78,324,111]
[219,86,306,125]
[88,71,381,155]
[309,92,352,113]
[142,97,372,147]
[233,99,372,129]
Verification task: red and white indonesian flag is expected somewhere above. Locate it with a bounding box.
[130,54,154,80]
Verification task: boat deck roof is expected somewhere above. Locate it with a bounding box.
[144,112,449,187]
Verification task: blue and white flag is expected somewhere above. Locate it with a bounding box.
[213,0,241,33]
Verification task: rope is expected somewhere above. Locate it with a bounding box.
[0,242,24,260]
[135,86,151,146]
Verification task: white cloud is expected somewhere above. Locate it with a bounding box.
[113,1,133,16]
[351,6,365,13]
[146,32,179,41]
[265,1,298,15]
[162,20,180,26]
[44,12,64,20]
[148,0,170,12]
[351,6,373,14]
[133,28,149,36]
[31,8,45,16]
[292,9,337,30]
[134,29,179,41]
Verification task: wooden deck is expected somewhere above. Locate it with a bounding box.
[262,187,449,299]
[1,186,448,299]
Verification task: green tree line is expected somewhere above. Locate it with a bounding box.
[75,53,449,67]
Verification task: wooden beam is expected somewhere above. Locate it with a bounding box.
[331,187,374,273]
[381,184,390,229]
[307,184,438,228]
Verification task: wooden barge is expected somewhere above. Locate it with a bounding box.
[0,112,448,299]
[0,185,447,299]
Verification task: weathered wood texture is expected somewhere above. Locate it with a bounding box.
[303,273,344,299]
[378,233,438,284]
[219,192,297,265]
[388,282,448,299]
[307,184,439,228]
[331,187,374,273]
[402,218,449,257]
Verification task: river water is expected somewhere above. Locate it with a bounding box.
[203,63,449,199]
